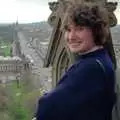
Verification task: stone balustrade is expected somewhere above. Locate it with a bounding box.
[0,60,32,72]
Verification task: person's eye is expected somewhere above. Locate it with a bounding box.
[64,25,71,32]
[77,26,84,31]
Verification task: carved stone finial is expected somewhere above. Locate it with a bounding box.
[48,14,57,27]
[48,2,59,12]
[105,2,118,12]
[105,2,118,27]
[48,2,59,27]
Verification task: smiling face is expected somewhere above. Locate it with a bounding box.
[65,24,96,53]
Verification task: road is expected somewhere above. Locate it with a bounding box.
[17,31,52,90]
[18,31,43,67]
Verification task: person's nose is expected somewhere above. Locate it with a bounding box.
[68,30,76,42]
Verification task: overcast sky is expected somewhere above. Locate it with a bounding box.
[0,0,56,23]
[0,0,119,24]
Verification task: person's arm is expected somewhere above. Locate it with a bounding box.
[36,60,106,120]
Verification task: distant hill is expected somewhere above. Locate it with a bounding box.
[31,21,52,30]
[0,24,15,43]
[19,21,52,31]
[19,21,53,42]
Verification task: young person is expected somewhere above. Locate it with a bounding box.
[35,2,116,120]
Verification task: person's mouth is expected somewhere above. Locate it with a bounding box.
[69,42,82,46]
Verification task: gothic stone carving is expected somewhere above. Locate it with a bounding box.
[48,2,59,27]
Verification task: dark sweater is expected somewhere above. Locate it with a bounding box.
[36,48,115,120]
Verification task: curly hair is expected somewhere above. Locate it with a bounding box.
[63,2,109,45]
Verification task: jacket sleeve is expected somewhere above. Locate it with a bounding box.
[36,60,106,120]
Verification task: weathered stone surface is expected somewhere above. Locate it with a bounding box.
[48,2,59,27]
[105,2,118,27]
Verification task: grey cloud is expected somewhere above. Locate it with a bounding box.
[17,0,57,6]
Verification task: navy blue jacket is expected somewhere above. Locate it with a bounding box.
[36,49,115,120]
